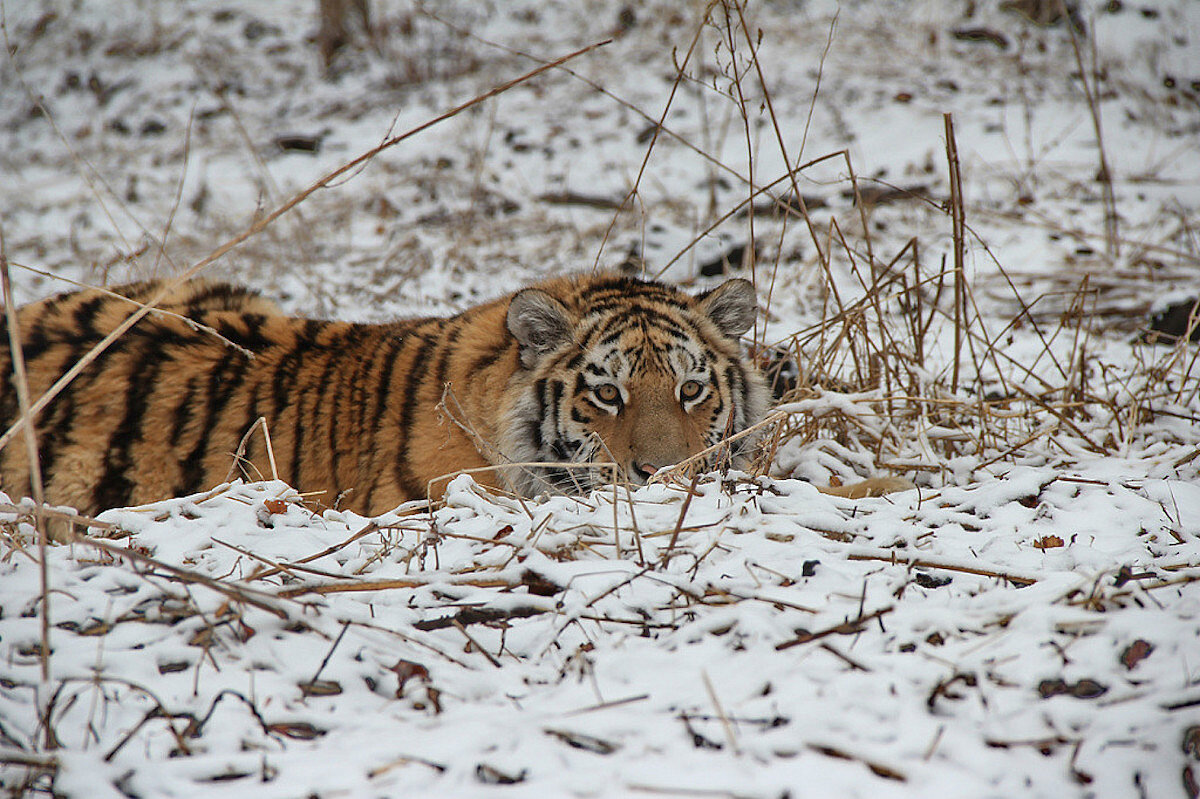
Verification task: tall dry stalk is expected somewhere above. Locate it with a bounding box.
[944,113,967,396]
[1061,1,1119,259]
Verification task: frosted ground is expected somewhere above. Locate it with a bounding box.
[1,1,1199,797]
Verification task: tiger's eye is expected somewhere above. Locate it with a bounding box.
[595,384,620,404]
[680,380,704,401]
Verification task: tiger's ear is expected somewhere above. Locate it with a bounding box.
[507,288,573,368]
[697,278,757,338]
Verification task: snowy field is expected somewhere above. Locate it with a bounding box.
[2,1,1199,797]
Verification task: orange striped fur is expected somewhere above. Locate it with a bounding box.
[0,274,769,518]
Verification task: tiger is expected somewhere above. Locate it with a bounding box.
[0,273,778,522]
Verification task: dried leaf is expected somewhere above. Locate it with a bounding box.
[1038,678,1107,699]
[1120,639,1154,670]
[1184,765,1198,799]
[268,721,326,740]
[1033,535,1064,550]
[389,659,430,697]
[520,569,562,596]
[264,499,288,515]
[1182,726,1200,760]
[545,728,620,754]
[300,679,343,697]
[914,572,952,588]
[476,764,526,785]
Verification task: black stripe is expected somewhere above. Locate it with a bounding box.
[16,318,53,361]
[73,296,107,337]
[216,313,273,352]
[93,338,166,510]
[301,319,324,342]
[547,379,564,447]
[38,324,131,495]
[183,282,261,314]
[34,391,74,484]
[326,326,370,496]
[361,332,408,512]
[367,327,412,434]
[178,351,252,494]
[593,311,686,345]
[345,327,390,458]
[309,338,343,494]
[394,332,441,499]
[724,364,744,429]
[170,376,199,447]
[468,338,512,375]
[586,297,688,317]
[532,378,547,430]
[0,346,17,429]
[287,352,315,491]
[433,320,463,388]
[271,340,307,422]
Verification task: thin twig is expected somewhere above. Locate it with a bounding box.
[0,223,54,749]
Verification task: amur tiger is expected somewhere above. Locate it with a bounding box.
[0,274,776,521]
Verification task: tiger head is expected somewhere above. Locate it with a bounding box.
[498,274,768,495]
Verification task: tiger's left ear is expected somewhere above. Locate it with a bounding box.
[697,278,757,338]
[507,288,574,368]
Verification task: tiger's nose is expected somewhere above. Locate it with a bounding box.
[634,462,662,482]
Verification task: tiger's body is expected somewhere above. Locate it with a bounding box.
[0,274,770,518]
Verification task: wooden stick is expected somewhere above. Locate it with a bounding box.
[0,226,54,748]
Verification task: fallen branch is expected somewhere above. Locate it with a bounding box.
[775,605,894,650]
[846,549,1038,586]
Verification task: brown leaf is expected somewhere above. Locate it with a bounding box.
[234,620,256,642]
[264,499,288,515]
[418,686,442,715]
[476,764,526,785]
[1183,726,1200,760]
[268,722,326,740]
[389,659,430,697]
[546,728,620,755]
[300,679,343,697]
[1070,679,1108,699]
[520,569,562,596]
[188,628,214,648]
[1120,639,1154,670]
[1033,535,1064,550]
[1038,678,1107,699]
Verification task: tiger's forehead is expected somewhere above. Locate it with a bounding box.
[580,304,708,377]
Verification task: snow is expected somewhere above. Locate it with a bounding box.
[2,0,1199,797]
[3,472,1197,797]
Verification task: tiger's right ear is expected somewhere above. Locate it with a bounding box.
[507,289,573,368]
[696,277,757,338]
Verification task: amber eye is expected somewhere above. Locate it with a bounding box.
[680,380,705,402]
[594,384,621,405]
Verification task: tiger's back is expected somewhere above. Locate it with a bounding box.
[0,274,768,519]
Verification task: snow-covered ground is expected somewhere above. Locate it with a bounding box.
[2,1,1199,796]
